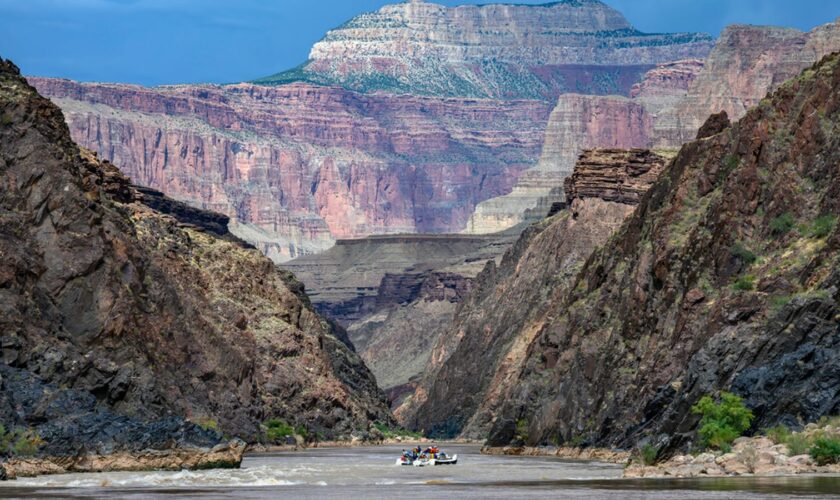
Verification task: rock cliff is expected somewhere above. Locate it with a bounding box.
[669,20,840,144]
[0,57,392,467]
[469,19,840,235]
[414,52,840,453]
[29,78,552,261]
[257,0,713,99]
[465,94,653,234]
[403,149,668,432]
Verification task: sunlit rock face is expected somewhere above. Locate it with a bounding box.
[670,20,840,144]
[464,94,653,234]
[259,0,713,100]
[29,78,552,261]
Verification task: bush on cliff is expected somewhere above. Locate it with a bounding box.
[810,437,840,465]
[692,392,754,451]
[265,419,296,443]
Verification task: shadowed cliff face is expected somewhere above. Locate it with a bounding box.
[411,52,840,451]
[0,58,392,454]
[402,149,669,434]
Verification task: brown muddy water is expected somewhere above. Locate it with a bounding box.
[0,445,838,499]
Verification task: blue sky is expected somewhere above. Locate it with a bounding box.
[0,0,837,86]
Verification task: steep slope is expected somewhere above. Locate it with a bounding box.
[257,0,712,99]
[0,56,392,461]
[29,78,552,261]
[403,149,668,432]
[416,52,840,452]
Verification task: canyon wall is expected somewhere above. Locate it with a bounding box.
[0,59,392,459]
[29,78,551,261]
[466,18,840,235]
[465,94,654,234]
[285,229,521,392]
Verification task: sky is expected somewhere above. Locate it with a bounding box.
[0,0,837,86]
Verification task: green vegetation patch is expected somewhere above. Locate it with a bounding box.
[769,212,796,236]
[372,421,423,440]
[730,241,757,265]
[265,419,296,443]
[810,436,840,465]
[732,275,756,292]
[691,392,754,451]
[806,215,837,239]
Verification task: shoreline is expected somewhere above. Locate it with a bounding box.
[0,440,246,480]
[481,445,630,464]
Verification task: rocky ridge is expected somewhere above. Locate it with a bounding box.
[402,148,669,432]
[0,57,392,471]
[411,52,840,454]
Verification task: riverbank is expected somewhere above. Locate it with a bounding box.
[625,435,840,478]
[481,445,630,464]
[0,440,246,480]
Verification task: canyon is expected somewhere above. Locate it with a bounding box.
[28,0,716,260]
[0,58,391,472]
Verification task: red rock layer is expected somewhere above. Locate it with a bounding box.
[29,78,552,261]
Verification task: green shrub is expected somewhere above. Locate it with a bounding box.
[765,425,791,445]
[810,437,840,465]
[265,419,295,443]
[769,212,795,236]
[786,433,811,456]
[770,295,792,310]
[691,392,755,450]
[639,444,659,465]
[0,113,12,126]
[730,242,757,264]
[732,275,756,291]
[295,425,309,441]
[724,154,740,171]
[807,215,837,239]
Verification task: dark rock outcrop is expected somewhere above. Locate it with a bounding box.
[0,56,392,467]
[427,52,840,452]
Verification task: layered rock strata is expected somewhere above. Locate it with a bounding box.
[467,18,840,236]
[669,20,840,144]
[29,78,552,261]
[0,57,392,472]
[257,0,713,99]
[402,148,668,431]
[465,94,653,234]
[285,229,523,393]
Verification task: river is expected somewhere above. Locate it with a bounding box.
[0,445,839,499]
